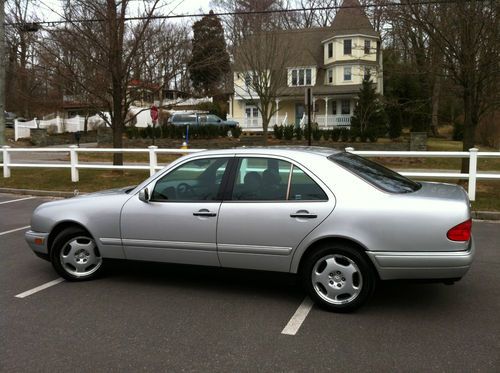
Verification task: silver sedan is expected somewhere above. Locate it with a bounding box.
[26,147,475,312]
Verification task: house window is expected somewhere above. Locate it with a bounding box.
[364,40,371,54]
[289,68,313,86]
[328,42,333,58]
[327,69,333,84]
[344,39,352,55]
[341,99,350,115]
[343,67,352,81]
[331,100,337,115]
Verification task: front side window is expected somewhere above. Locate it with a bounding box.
[343,67,352,81]
[364,67,371,80]
[231,157,327,201]
[152,158,230,201]
[327,69,333,84]
[344,39,352,55]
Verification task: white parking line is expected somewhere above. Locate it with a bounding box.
[0,196,36,205]
[0,225,31,236]
[281,297,314,336]
[15,278,65,298]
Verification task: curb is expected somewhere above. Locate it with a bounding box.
[0,187,82,198]
[0,187,499,221]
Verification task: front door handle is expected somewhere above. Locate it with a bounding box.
[290,210,317,219]
[193,209,217,217]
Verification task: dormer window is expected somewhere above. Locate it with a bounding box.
[289,67,314,86]
[344,39,352,55]
[364,40,371,54]
[327,69,333,84]
[328,43,333,58]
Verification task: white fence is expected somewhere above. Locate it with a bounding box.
[1,146,499,201]
[232,114,352,130]
[14,114,109,141]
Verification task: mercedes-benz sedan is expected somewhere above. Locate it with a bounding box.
[26,147,474,312]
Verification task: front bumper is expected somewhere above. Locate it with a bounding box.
[367,238,475,280]
[25,230,50,258]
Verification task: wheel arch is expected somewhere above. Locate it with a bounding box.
[294,236,379,279]
[47,221,94,255]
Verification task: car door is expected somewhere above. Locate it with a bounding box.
[217,156,336,272]
[120,156,232,266]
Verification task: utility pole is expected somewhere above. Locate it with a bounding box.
[0,0,5,163]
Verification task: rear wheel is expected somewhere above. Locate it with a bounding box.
[50,227,104,281]
[301,243,376,312]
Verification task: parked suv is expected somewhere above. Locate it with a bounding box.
[4,111,16,128]
[168,113,238,127]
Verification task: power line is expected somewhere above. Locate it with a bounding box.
[3,0,489,27]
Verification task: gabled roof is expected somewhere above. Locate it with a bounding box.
[331,0,379,37]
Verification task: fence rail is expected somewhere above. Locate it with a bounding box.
[1,146,499,201]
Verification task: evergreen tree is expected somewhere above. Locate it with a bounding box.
[351,76,387,141]
[188,10,231,95]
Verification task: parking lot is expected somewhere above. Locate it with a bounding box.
[0,193,499,372]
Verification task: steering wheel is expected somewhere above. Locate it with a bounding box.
[177,182,195,197]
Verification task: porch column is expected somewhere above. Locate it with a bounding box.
[275,98,280,125]
[324,98,329,128]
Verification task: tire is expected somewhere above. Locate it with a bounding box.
[50,227,104,281]
[301,243,376,313]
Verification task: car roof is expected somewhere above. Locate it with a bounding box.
[185,146,343,159]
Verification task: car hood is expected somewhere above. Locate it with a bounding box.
[79,185,136,197]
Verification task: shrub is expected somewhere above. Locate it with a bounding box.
[283,125,294,140]
[340,128,350,142]
[312,128,322,141]
[273,124,284,139]
[331,128,341,142]
[230,126,242,138]
[294,126,303,140]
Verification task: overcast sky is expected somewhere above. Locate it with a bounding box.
[35,0,213,23]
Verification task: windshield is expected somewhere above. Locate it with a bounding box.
[329,152,421,193]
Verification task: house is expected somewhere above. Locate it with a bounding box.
[229,0,383,129]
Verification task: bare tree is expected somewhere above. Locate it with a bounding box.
[39,0,161,166]
[403,0,499,172]
[233,20,292,143]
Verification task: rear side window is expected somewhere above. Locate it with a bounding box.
[329,152,421,193]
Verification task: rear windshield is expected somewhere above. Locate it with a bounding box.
[329,152,421,193]
[173,115,197,123]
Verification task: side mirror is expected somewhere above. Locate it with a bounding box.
[138,187,150,203]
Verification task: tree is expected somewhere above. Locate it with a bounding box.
[402,0,500,173]
[233,19,292,144]
[188,10,230,95]
[40,0,161,166]
[351,76,386,141]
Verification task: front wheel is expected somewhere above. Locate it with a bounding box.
[301,243,376,312]
[50,227,104,281]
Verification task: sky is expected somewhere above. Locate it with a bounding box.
[34,0,213,23]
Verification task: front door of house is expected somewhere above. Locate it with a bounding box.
[295,104,305,127]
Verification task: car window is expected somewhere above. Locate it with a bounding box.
[329,152,421,193]
[232,157,291,201]
[288,166,328,201]
[199,115,207,124]
[152,157,230,202]
[207,115,220,122]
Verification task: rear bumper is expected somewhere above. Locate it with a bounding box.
[25,230,50,257]
[367,238,475,280]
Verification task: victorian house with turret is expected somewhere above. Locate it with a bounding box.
[229,0,383,129]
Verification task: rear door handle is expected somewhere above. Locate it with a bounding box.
[193,209,217,217]
[290,210,317,219]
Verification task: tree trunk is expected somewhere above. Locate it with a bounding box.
[262,117,268,145]
[430,75,440,136]
[461,87,475,174]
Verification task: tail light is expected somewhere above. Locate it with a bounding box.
[447,219,472,241]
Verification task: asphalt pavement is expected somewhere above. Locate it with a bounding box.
[0,193,499,372]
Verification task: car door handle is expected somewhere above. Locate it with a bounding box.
[193,209,217,217]
[290,210,317,219]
